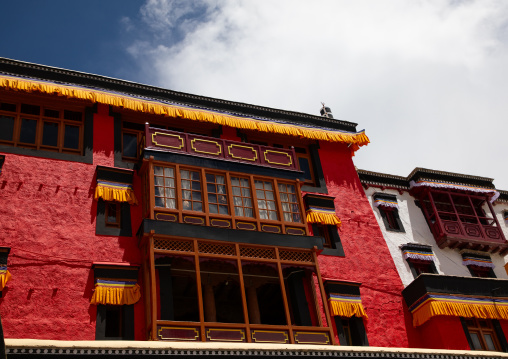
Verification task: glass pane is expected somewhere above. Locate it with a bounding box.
[233,187,241,196]
[64,125,80,149]
[217,185,226,194]
[267,202,276,210]
[192,191,201,201]
[64,110,82,122]
[165,188,175,198]
[244,208,253,217]
[44,109,59,118]
[19,118,37,144]
[155,197,164,207]
[242,188,251,197]
[154,186,163,196]
[209,204,218,214]
[240,178,249,187]
[266,191,274,200]
[264,182,272,190]
[181,181,191,190]
[470,333,483,350]
[293,213,301,222]
[255,181,263,189]
[166,199,176,209]
[0,115,15,141]
[165,178,174,187]
[484,334,496,351]
[183,200,192,210]
[244,198,252,207]
[208,194,217,203]
[280,193,288,202]
[194,202,202,211]
[207,183,216,193]
[256,190,265,199]
[122,133,137,157]
[219,205,229,215]
[235,207,243,216]
[298,157,312,181]
[216,175,225,184]
[191,171,200,180]
[218,195,227,204]
[42,122,59,147]
[269,211,278,220]
[192,181,201,190]
[181,170,189,179]
[231,177,239,186]
[154,177,163,186]
[20,104,40,115]
[206,173,215,182]
[154,166,163,176]
[164,167,174,177]
[0,102,16,112]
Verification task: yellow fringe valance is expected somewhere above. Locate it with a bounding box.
[306,207,342,227]
[94,180,138,205]
[328,295,368,319]
[90,279,141,306]
[411,295,508,327]
[0,270,12,291]
[0,75,370,152]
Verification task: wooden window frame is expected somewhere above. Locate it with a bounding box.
[462,317,504,351]
[143,236,335,344]
[105,202,121,228]
[311,224,345,257]
[378,206,405,232]
[143,160,308,235]
[0,97,84,155]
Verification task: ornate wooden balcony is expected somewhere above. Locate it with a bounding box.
[144,124,299,172]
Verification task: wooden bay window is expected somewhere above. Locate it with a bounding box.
[142,160,308,235]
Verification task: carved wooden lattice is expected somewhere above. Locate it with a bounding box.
[239,246,276,260]
[154,238,193,252]
[278,250,313,263]
[198,242,236,256]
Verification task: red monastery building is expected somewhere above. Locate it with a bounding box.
[0,57,506,358]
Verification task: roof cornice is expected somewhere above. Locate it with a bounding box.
[0,57,358,132]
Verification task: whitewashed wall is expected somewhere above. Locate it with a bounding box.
[363,187,508,287]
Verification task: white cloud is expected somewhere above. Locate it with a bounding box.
[125,0,508,188]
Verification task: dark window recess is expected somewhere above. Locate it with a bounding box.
[378,207,404,232]
[334,316,369,346]
[407,259,438,279]
[461,317,506,352]
[96,200,132,237]
[468,265,496,278]
[312,223,345,257]
[0,115,14,141]
[299,144,327,194]
[96,304,134,340]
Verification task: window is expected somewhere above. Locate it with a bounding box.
[373,193,404,232]
[0,100,83,154]
[149,163,305,234]
[462,318,504,351]
[416,189,506,249]
[231,176,254,218]
[150,243,331,343]
[105,202,121,227]
[461,252,496,278]
[312,224,345,256]
[401,244,438,279]
[96,304,134,340]
[324,281,369,346]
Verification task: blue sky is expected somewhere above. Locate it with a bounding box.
[2,0,508,189]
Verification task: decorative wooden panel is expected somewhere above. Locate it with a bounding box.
[210,218,232,228]
[183,215,205,226]
[251,330,289,344]
[206,328,246,342]
[236,222,257,231]
[151,132,185,150]
[279,250,313,263]
[263,150,293,167]
[155,212,177,222]
[198,242,236,256]
[261,224,281,234]
[286,227,306,236]
[239,246,276,260]
[157,326,199,341]
[190,138,222,157]
[294,331,330,345]
[154,238,193,253]
[227,144,258,162]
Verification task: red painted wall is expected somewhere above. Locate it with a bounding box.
[308,141,413,347]
[417,317,470,350]
[0,104,144,340]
